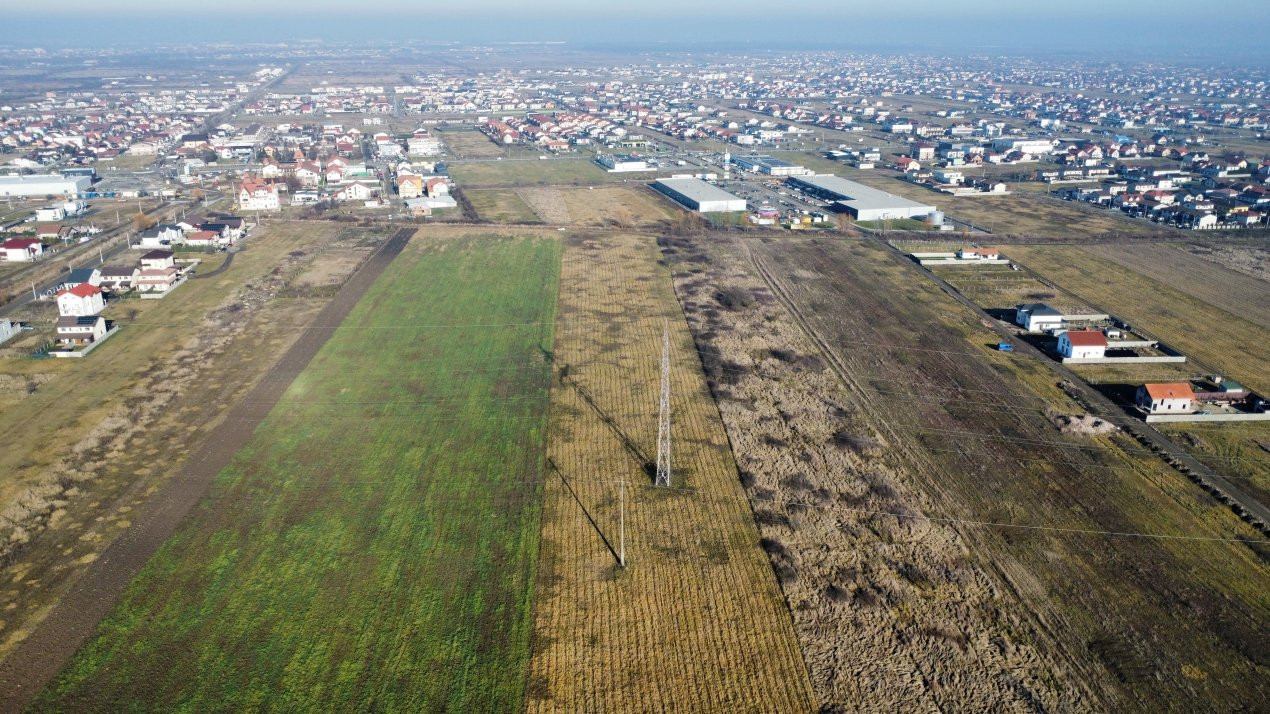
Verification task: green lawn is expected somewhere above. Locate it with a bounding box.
[36,234,562,711]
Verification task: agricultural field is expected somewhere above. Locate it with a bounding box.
[1181,241,1270,282]
[930,263,1094,316]
[0,223,398,664]
[1086,243,1270,330]
[449,157,652,188]
[1008,245,1270,396]
[465,188,542,223]
[559,186,683,228]
[32,233,562,710]
[663,234,1269,711]
[529,233,814,712]
[438,128,516,159]
[1159,421,1270,508]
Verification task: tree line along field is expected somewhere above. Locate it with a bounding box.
[34,234,562,711]
[528,233,814,711]
[664,234,1268,710]
[1006,245,1270,396]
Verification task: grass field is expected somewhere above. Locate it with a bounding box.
[438,128,513,159]
[930,264,1094,314]
[450,158,648,188]
[559,186,683,228]
[466,188,542,223]
[528,233,815,711]
[35,234,562,710]
[1008,245,1270,395]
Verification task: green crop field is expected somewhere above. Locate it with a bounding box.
[35,234,562,711]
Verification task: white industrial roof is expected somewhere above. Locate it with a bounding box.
[654,177,743,204]
[789,175,935,212]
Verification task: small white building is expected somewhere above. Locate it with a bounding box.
[56,282,105,316]
[956,247,1000,261]
[1,238,46,262]
[0,319,19,345]
[1135,383,1195,414]
[597,154,650,173]
[139,249,176,271]
[1057,329,1108,359]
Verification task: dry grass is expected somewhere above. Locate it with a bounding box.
[1009,245,1270,395]
[517,188,571,224]
[1087,243,1270,330]
[439,128,511,159]
[559,186,684,229]
[528,233,814,712]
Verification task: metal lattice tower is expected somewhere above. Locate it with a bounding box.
[655,324,672,487]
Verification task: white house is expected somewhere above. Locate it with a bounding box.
[56,282,105,316]
[136,267,180,293]
[0,319,18,345]
[238,179,281,212]
[1057,329,1108,359]
[335,181,379,201]
[956,247,1000,261]
[139,249,176,271]
[1015,303,1064,332]
[1135,383,1195,414]
[1,238,46,262]
[56,314,107,345]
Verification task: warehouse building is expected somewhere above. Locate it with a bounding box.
[0,174,91,198]
[786,174,935,222]
[652,178,746,213]
[731,155,811,176]
[596,154,650,173]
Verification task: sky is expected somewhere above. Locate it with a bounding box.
[3,1,1268,60]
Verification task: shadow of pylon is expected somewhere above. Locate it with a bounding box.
[566,377,657,484]
[546,457,622,566]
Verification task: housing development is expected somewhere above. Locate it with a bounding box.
[0,27,1266,714]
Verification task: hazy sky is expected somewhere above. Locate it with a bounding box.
[4,0,1269,59]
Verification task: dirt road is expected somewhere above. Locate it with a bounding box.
[0,228,414,712]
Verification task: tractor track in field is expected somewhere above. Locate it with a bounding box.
[0,228,415,712]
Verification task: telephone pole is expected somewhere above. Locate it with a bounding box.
[655,324,672,487]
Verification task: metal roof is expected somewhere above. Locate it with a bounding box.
[653,178,743,204]
[787,175,935,213]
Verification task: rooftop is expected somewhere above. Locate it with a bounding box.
[653,177,744,204]
[787,174,935,213]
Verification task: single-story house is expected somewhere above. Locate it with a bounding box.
[1016,303,1064,332]
[2,237,46,262]
[98,264,139,291]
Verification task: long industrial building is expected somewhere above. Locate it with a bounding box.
[731,154,811,176]
[786,174,936,222]
[0,174,92,198]
[652,177,746,213]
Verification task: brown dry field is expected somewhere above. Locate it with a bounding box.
[930,264,1094,315]
[517,187,572,224]
[528,232,815,712]
[1180,242,1270,282]
[0,222,395,660]
[559,186,684,229]
[1008,245,1270,396]
[845,170,1157,237]
[662,234,1269,711]
[1086,243,1270,330]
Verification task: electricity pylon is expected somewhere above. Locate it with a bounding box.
[655,324,672,487]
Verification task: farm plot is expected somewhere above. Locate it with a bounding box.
[438,128,511,159]
[1181,242,1269,282]
[0,224,393,664]
[450,158,626,188]
[665,234,1269,711]
[558,185,683,229]
[466,188,542,224]
[34,234,562,711]
[1008,245,1270,396]
[517,187,571,224]
[930,264,1094,315]
[529,233,814,712]
[1086,243,1270,330]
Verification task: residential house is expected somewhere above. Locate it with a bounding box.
[1,237,46,262]
[956,247,1000,261]
[0,318,18,345]
[1057,329,1108,359]
[58,267,101,291]
[397,173,424,198]
[238,179,280,211]
[136,267,180,293]
[425,177,449,197]
[1135,383,1195,414]
[98,264,139,292]
[139,249,175,271]
[1015,303,1064,332]
[185,230,219,248]
[56,314,107,345]
[56,282,105,316]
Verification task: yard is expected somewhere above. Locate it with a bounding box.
[34,234,562,711]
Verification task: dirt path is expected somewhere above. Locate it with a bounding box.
[191,248,235,279]
[0,228,414,712]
